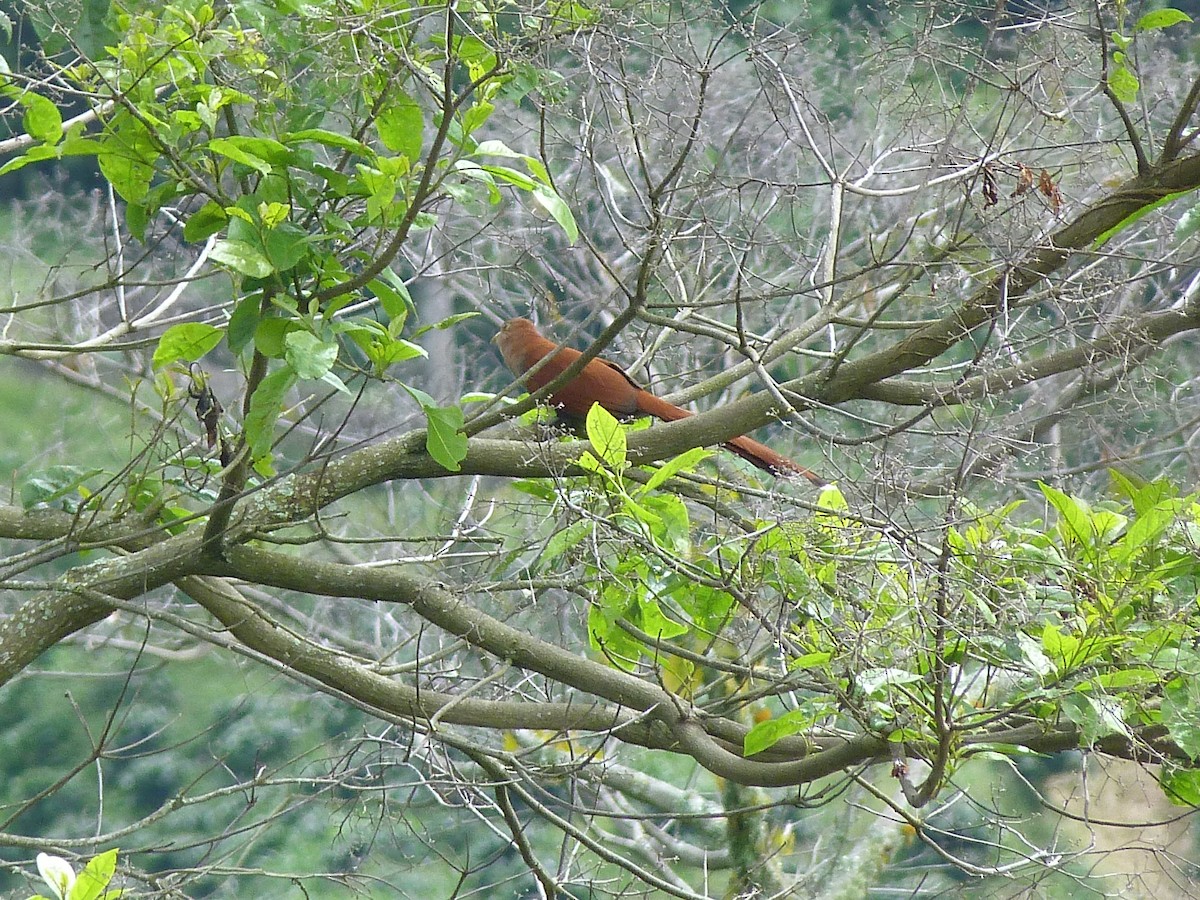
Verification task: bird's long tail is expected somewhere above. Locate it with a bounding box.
[634,392,826,486]
[725,434,826,485]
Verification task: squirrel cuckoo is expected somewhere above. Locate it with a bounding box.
[493,318,825,485]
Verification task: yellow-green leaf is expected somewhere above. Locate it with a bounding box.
[586,403,626,468]
[152,323,223,370]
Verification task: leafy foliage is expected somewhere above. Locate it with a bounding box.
[5,0,579,477]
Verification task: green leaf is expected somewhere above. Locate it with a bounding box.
[1109,470,1169,513]
[1161,765,1200,806]
[244,367,297,472]
[1136,8,1192,31]
[152,323,223,370]
[623,492,664,528]
[857,667,924,696]
[524,156,551,184]
[254,318,303,358]
[816,483,849,512]
[481,163,536,190]
[587,604,641,670]
[209,142,271,174]
[366,335,427,375]
[468,145,577,239]
[21,466,104,511]
[320,370,352,396]
[225,136,291,165]
[790,650,833,669]
[643,492,690,549]
[586,403,626,468]
[473,140,524,159]
[1090,508,1127,544]
[368,275,413,323]
[71,848,117,900]
[513,479,556,501]
[453,34,498,72]
[183,200,228,242]
[462,391,512,405]
[262,223,309,272]
[97,117,155,204]
[283,331,338,380]
[587,604,614,651]
[227,295,261,355]
[886,727,932,744]
[642,446,711,492]
[284,128,371,155]
[60,131,103,158]
[541,520,594,566]
[208,136,289,174]
[1107,64,1140,105]
[1113,499,1182,565]
[211,239,274,278]
[1094,188,1198,247]
[1061,694,1130,745]
[424,404,467,472]
[1163,676,1200,758]
[532,184,579,243]
[576,450,611,479]
[0,143,61,176]
[226,206,256,227]
[22,92,63,144]
[1076,668,1158,691]
[28,0,113,58]
[744,706,824,756]
[547,0,600,26]
[461,99,495,136]
[1041,624,1123,675]
[404,386,468,471]
[1040,623,1079,673]
[357,164,400,221]
[412,311,481,337]
[376,89,424,160]
[634,597,688,640]
[452,161,500,201]
[258,201,290,228]
[1039,482,1094,548]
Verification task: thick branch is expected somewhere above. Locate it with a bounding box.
[857,306,1200,407]
[0,530,202,685]
[212,545,885,786]
[624,152,1200,458]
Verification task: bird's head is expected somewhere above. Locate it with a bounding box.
[492,318,541,372]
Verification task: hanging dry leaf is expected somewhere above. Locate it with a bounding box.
[982,164,999,206]
[1038,168,1063,213]
[1012,163,1034,196]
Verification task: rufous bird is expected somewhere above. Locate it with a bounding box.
[493,318,825,485]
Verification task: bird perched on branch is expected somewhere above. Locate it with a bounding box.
[493,317,825,485]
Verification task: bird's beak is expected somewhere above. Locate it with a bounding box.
[490,333,499,344]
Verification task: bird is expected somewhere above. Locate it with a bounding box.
[493,317,825,485]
